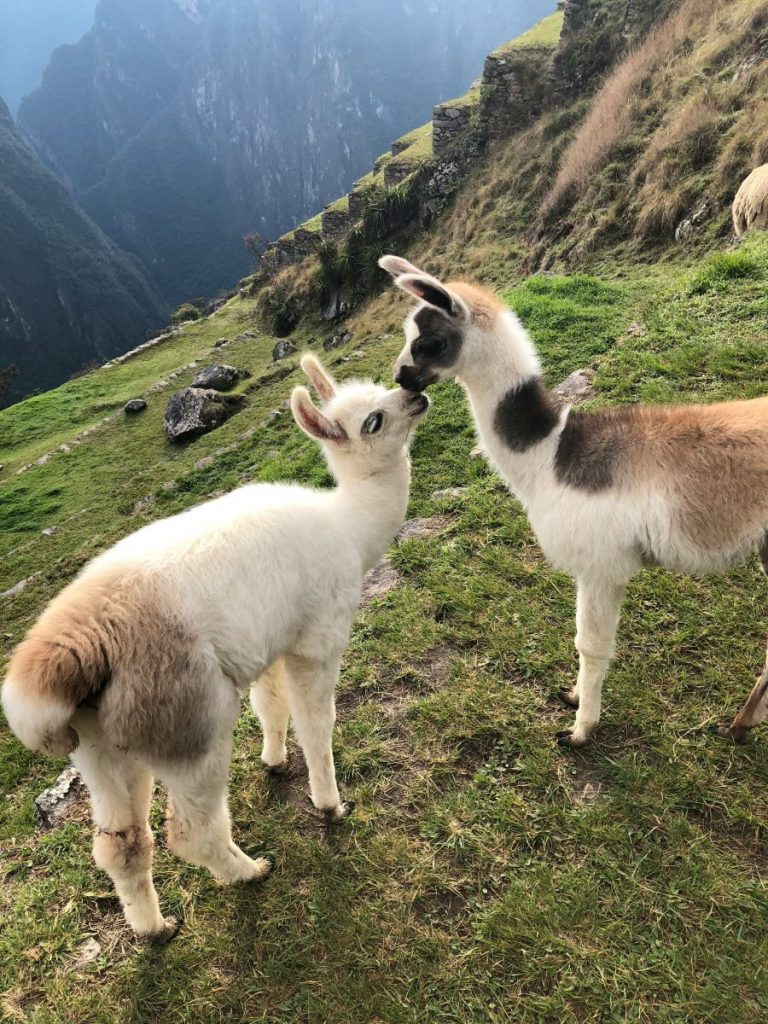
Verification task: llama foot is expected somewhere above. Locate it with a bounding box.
[141,915,182,945]
[557,687,579,709]
[309,797,355,822]
[555,727,590,749]
[217,848,274,885]
[262,757,289,776]
[708,722,750,745]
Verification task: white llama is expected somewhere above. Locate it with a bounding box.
[2,355,429,940]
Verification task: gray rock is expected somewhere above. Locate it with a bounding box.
[214,337,230,348]
[626,321,646,337]
[553,368,595,405]
[164,387,245,442]
[34,766,83,829]
[124,398,147,414]
[397,516,450,542]
[323,331,352,352]
[272,339,298,361]
[675,198,716,242]
[191,364,248,391]
[41,526,58,537]
[470,443,485,460]
[72,938,102,967]
[361,557,402,603]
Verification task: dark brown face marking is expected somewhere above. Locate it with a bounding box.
[396,307,464,391]
[493,378,560,453]
[554,407,638,492]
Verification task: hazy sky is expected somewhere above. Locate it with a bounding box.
[0,0,98,114]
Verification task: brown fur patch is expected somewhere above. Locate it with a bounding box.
[655,399,768,552]
[448,280,506,327]
[11,566,222,762]
[571,397,768,550]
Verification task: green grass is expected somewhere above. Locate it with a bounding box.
[299,213,323,234]
[393,122,432,151]
[495,9,564,53]
[3,235,768,1021]
[324,194,350,216]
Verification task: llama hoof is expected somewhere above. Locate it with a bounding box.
[555,728,589,749]
[309,798,355,822]
[263,759,289,776]
[146,916,183,945]
[557,687,579,709]
[708,722,749,745]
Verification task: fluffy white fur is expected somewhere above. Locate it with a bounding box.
[2,355,428,939]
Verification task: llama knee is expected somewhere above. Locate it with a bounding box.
[575,633,615,665]
[93,824,153,879]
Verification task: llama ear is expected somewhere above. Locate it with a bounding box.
[395,273,470,322]
[291,386,348,444]
[378,254,424,279]
[300,353,336,402]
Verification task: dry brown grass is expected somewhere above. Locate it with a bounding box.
[543,0,723,214]
[644,93,721,165]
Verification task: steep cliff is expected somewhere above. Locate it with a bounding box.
[18,0,554,305]
[0,99,166,406]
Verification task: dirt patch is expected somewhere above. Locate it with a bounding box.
[560,763,605,806]
[83,894,136,958]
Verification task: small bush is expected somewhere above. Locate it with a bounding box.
[171,302,201,325]
[687,250,762,293]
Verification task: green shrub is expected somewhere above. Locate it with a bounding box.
[171,302,202,324]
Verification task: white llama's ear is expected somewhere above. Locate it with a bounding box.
[291,386,348,443]
[394,273,470,322]
[300,354,337,403]
[378,254,424,279]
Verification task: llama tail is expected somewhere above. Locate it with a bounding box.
[2,605,110,757]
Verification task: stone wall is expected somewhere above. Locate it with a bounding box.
[432,102,474,156]
[321,206,350,239]
[479,45,553,140]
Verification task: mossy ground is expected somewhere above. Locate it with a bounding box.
[3,232,768,1022]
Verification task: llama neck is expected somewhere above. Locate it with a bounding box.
[457,321,561,503]
[333,456,411,572]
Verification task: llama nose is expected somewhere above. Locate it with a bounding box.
[395,364,424,392]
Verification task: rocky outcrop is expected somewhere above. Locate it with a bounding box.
[191,364,248,391]
[272,340,297,361]
[164,387,245,442]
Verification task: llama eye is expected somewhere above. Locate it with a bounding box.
[362,411,384,435]
[419,336,448,358]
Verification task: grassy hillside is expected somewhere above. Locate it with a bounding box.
[3,229,768,1021]
[3,0,768,1019]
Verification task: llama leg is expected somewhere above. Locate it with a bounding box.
[250,659,290,772]
[161,731,273,884]
[70,723,177,942]
[557,579,625,748]
[712,640,768,743]
[284,653,351,820]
